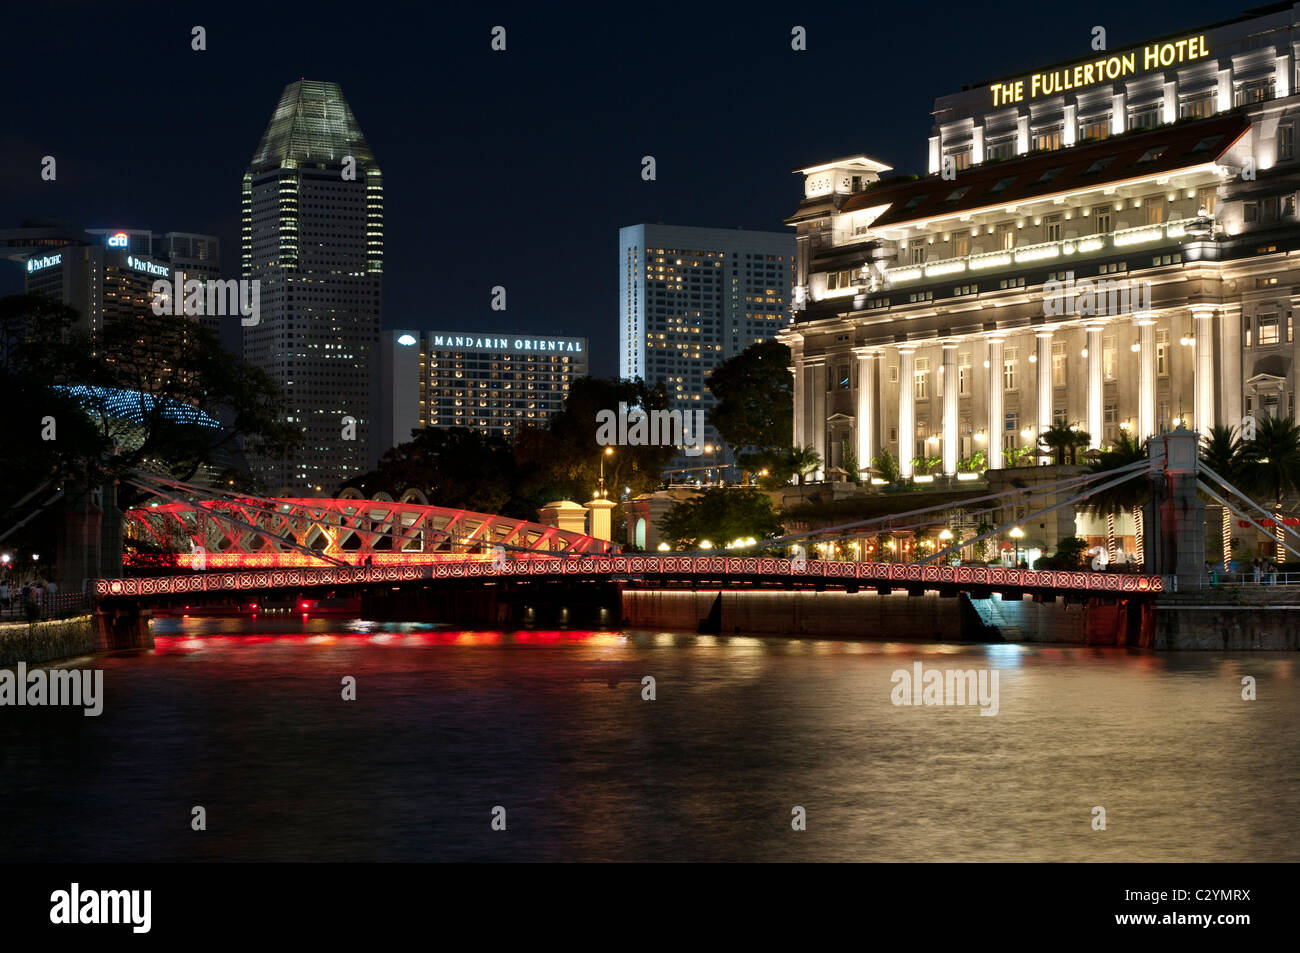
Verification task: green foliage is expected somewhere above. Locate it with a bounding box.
[958,449,987,472]
[789,446,822,485]
[1240,415,1300,507]
[343,426,518,515]
[1002,445,1035,468]
[1082,430,1147,521]
[705,341,792,452]
[911,454,942,476]
[842,447,862,485]
[1036,421,1091,466]
[1039,535,1090,569]
[872,450,902,484]
[658,488,783,548]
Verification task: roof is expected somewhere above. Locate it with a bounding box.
[837,113,1249,231]
[794,155,893,175]
[248,80,377,171]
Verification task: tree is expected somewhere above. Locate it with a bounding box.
[872,450,902,485]
[658,488,783,548]
[1239,415,1300,560]
[788,446,822,485]
[1038,535,1089,570]
[1037,421,1090,466]
[343,426,518,515]
[1081,430,1147,564]
[1003,445,1035,468]
[706,341,792,454]
[1200,423,1244,565]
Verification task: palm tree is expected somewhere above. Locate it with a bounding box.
[1081,430,1147,565]
[1200,423,1244,565]
[1239,416,1300,561]
[1037,421,1092,466]
[789,446,822,486]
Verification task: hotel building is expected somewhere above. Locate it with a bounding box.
[242,79,384,493]
[380,330,588,451]
[784,3,1300,500]
[619,223,795,476]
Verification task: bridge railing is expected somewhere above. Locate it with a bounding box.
[0,590,93,621]
[1203,571,1300,588]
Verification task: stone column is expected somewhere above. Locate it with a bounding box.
[1137,317,1156,438]
[1036,329,1053,459]
[1086,324,1103,449]
[854,347,876,475]
[1192,306,1216,436]
[898,346,915,479]
[942,342,958,475]
[986,336,1004,469]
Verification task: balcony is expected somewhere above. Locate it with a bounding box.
[880,217,1198,286]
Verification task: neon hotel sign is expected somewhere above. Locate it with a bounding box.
[991,35,1210,106]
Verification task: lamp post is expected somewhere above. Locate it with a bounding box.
[598,446,614,498]
[939,528,954,564]
[1009,526,1024,566]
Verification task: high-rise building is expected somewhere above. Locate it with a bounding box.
[242,79,383,493]
[380,329,588,452]
[786,3,1300,557]
[618,224,795,478]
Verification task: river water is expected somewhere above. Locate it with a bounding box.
[1,617,1296,862]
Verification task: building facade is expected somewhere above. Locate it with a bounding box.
[619,223,795,477]
[785,3,1300,495]
[381,330,588,450]
[242,79,384,493]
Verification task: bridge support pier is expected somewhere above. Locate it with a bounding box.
[92,604,153,653]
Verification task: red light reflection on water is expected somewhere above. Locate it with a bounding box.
[152,626,605,653]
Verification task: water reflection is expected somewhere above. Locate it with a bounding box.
[0,618,1295,862]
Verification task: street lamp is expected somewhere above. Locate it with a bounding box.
[598,446,614,498]
[1009,526,1025,566]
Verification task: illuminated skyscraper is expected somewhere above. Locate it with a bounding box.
[242,79,384,492]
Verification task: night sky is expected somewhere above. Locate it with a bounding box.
[0,0,1234,376]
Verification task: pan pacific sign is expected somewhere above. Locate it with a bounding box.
[991,35,1210,107]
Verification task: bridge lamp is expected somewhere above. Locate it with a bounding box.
[0,553,9,566]
[599,446,614,498]
[699,540,713,549]
[1009,526,1025,565]
[939,529,953,542]
[657,542,670,552]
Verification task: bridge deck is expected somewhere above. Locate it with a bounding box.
[96,556,1163,600]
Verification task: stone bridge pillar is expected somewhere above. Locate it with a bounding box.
[1143,427,1205,588]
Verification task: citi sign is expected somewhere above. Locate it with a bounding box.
[107,232,129,247]
[26,254,61,272]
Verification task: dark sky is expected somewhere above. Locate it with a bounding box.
[0,0,1233,376]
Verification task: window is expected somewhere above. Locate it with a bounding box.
[1093,206,1112,233]
[988,176,1017,194]
[999,276,1026,290]
[1084,156,1115,176]
[1044,214,1062,242]
[1153,253,1182,266]
[986,136,1015,160]
[1031,124,1063,152]
[1244,201,1258,224]
[1103,335,1116,380]
[889,364,899,383]
[838,363,851,390]
[1197,185,1218,214]
[953,283,978,296]
[1280,124,1296,162]
[1258,312,1280,346]
[909,239,927,265]
[1051,341,1066,386]
[1078,115,1110,141]
[1053,407,1067,427]
[908,291,934,303]
[1003,347,1018,390]
[945,147,972,172]
[1104,401,1118,443]
[914,357,930,399]
[997,223,1016,250]
[1156,330,1170,376]
[1145,197,1166,225]
[958,352,972,395]
[1037,167,1065,184]
[1191,135,1224,154]
[954,235,970,257]
[1235,77,1276,106]
[1179,91,1215,119]
[1244,315,1253,348]
[1129,104,1161,129]
[1003,412,1019,450]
